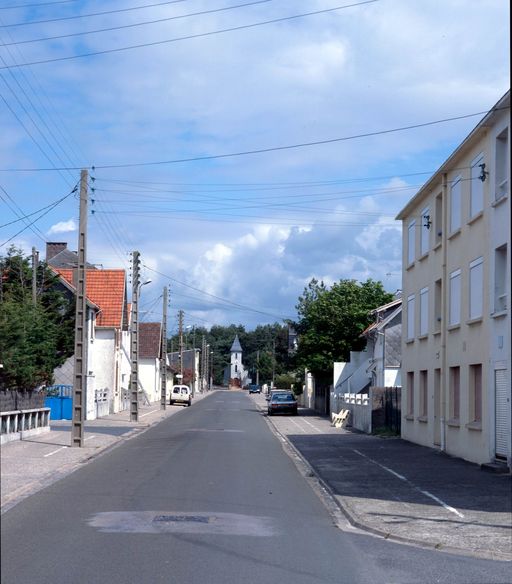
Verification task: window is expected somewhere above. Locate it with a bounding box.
[407,371,414,416]
[435,193,443,245]
[234,364,238,373]
[449,269,461,326]
[419,287,429,335]
[449,366,460,421]
[450,176,462,233]
[407,294,415,339]
[495,127,509,200]
[470,154,484,217]
[420,370,428,417]
[469,257,483,319]
[407,220,416,264]
[420,206,430,255]
[469,364,482,423]
[494,245,508,312]
[434,279,442,331]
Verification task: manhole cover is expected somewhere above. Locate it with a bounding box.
[153,515,211,524]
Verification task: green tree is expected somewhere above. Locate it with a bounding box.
[0,247,75,390]
[294,278,393,383]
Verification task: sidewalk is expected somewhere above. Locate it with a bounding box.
[253,393,512,561]
[1,391,211,514]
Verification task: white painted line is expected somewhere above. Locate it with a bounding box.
[300,417,323,433]
[352,449,464,518]
[140,410,158,418]
[44,446,67,457]
[85,435,95,441]
[287,418,307,433]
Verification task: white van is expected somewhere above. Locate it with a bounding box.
[170,385,192,407]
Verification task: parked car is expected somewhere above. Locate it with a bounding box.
[265,389,288,401]
[170,385,192,407]
[248,384,261,394]
[267,391,298,415]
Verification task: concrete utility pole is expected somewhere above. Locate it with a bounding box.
[160,285,168,410]
[130,251,141,422]
[272,339,276,386]
[178,310,184,380]
[31,247,38,306]
[256,350,260,386]
[201,335,206,391]
[71,169,88,448]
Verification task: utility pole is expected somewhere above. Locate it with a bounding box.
[272,338,276,387]
[256,350,260,386]
[71,169,88,447]
[160,285,168,410]
[31,246,38,306]
[200,335,206,392]
[130,251,141,422]
[178,310,184,381]
[206,344,210,391]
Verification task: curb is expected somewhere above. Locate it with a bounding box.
[253,396,512,563]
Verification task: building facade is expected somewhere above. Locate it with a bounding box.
[396,91,510,467]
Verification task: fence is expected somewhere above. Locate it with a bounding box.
[333,387,401,434]
[0,407,51,444]
[0,390,46,412]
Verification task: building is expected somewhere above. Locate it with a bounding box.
[167,349,200,395]
[396,91,510,468]
[224,335,248,388]
[139,322,162,404]
[48,243,130,418]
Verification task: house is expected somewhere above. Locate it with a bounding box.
[48,243,130,419]
[396,91,510,468]
[331,298,402,432]
[167,349,200,395]
[138,322,162,404]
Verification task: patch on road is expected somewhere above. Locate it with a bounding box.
[88,511,277,536]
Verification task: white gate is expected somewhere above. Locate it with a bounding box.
[495,369,509,459]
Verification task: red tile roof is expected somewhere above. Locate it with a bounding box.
[54,268,126,328]
[139,322,161,359]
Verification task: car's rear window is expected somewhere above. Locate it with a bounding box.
[273,394,295,402]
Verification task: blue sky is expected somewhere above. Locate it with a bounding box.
[0,0,509,332]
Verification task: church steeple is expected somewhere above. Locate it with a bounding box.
[230,335,242,353]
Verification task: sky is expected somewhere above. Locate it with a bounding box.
[0,0,509,333]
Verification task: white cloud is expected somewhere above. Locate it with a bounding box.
[47,219,77,235]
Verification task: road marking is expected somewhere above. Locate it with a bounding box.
[287,418,307,433]
[44,446,67,457]
[352,449,464,518]
[85,435,95,441]
[140,410,158,418]
[300,417,323,433]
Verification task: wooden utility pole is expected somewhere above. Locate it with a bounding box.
[130,251,141,422]
[31,247,38,306]
[178,310,184,380]
[160,285,168,409]
[71,169,88,447]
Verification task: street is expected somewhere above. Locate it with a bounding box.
[1,390,510,584]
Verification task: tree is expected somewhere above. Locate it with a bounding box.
[294,278,393,382]
[0,247,75,390]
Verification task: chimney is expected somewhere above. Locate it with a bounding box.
[46,242,67,262]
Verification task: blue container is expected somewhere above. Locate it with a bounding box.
[44,396,72,420]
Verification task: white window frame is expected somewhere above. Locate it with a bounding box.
[469,257,483,320]
[407,220,416,265]
[470,154,484,218]
[419,287,429,335]
[420,206,430,255]
[495,127,509,201]
[449,269,461,326]
[407,294,415,339]
[450,176,462,233]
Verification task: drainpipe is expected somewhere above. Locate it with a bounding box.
[440,172,448,452]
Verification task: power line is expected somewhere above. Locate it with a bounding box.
[0,0,79,9]
[1,107,504,172]
[0,194,74,228]
[0,1,379,68]
[4,0,273,45]
[1,0,188,26]
[0,183,77,247]
[143,264,295,320]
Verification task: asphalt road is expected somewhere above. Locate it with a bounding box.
[1,391,510,584]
